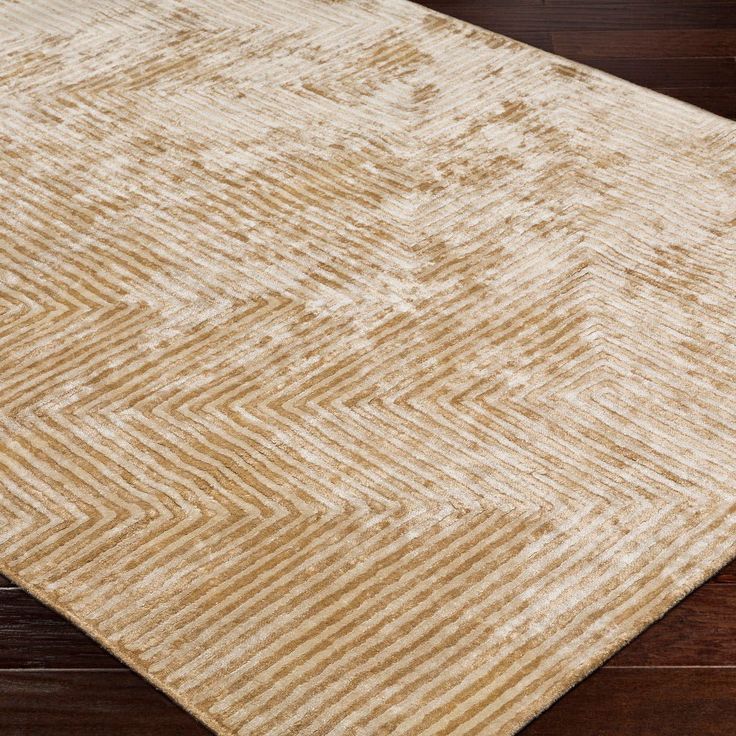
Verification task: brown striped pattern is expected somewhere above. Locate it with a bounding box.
[1,1,735,734]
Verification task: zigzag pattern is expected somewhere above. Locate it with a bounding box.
[1,1,735,734]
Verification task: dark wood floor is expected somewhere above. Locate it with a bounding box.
[425,0,736,120]
[3,1,736,734]
[1,562,735,734]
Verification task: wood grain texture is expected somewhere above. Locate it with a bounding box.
[605,584,736,667]
[421,2,736,30]
[550,29,736,58]
[422,0,736,119]
[0,590,123,669]
[713,559,736,584]
[581,58,736,89]
[656,87,736,119]
[521,669,736,736]
[0,672,212,736]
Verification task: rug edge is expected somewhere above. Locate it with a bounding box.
[503,538,736,735]
[397,0,736,125]
[1,535,734,736]
[0,563,229,736]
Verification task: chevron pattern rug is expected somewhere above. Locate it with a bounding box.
[1,1,735,734]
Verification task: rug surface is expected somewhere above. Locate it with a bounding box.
[1,1,735,734]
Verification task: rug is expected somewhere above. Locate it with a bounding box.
[1,1,735,734]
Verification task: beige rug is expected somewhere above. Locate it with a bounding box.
[1,1,735,734]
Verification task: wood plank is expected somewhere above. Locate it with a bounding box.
[576,57,736,88]
[0,590,123,669]
[655,85,736,118]
[546,0,736,6]
[606,582,736,666]
[420,3,736,32]
[552,29,736,58]
[713,559,736,584]
[0,576,16,588]
[0,671,211,735]
[420,0,545,12]
[519,668,736,735]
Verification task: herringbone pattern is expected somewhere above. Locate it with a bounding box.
[1,1,735,734]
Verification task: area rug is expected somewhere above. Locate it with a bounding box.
[1,0,735,734]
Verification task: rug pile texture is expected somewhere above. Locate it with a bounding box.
[1,1,735,734]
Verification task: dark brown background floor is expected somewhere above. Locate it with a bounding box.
[2,562,736,734]
[2,1,735,734]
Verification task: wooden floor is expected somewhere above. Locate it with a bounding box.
[2,1,735,734]
[425,0,736,119]
[2,562,735,734]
